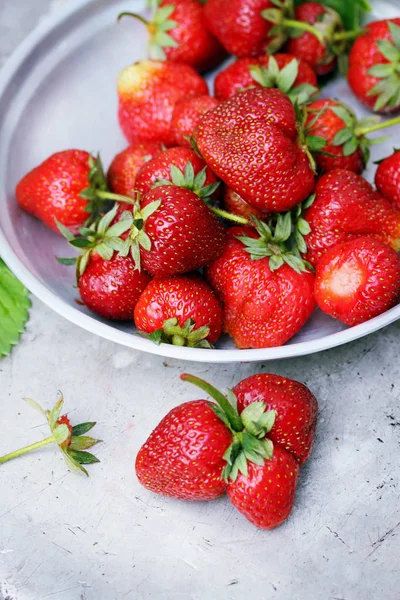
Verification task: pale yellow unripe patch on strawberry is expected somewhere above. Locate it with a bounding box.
[117,60,163,97]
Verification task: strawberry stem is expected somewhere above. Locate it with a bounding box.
[355,116,400,137]
[0,435,55,464]
[181,374,243,432]
[283,19,324,43]
[333,29,363,41]
[95,190,136,204]
[118,12,149,27]
[210,207,249,225]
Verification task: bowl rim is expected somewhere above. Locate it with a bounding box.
[1,0,399,363]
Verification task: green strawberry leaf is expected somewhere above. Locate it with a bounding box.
[0,260,31,358]
[71,421,97,436]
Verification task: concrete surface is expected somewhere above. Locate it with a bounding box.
[1,1,400,599]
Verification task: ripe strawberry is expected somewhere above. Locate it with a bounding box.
[134,274,223,347]
[107,142,163,197]
[135,146,219,200]
[118,186,226,277]
[197,87,315,213]
[375,150,400,209]
[171,95,219,147]
[304,99,400,174]
[118,60,208,146]
[303,169,400,268]
[223,187,268,223]
[315,236,400,326]
[207,224,316,349]
[16,150,110,234]
[233,373,318,465]
[120,0,225,72]
[214,53,318,103]
[348,19,400,113]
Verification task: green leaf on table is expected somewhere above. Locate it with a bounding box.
[294,0,370,31]
[0,259,31,358]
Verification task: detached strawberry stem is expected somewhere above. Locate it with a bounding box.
[355,115,400,137]
[0,436,55,464]
[333,29,363,41]
[283,18,324,42]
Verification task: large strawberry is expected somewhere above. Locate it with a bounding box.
[119,0,225,72]
[107,142,163,197]
[16,150,111,234]
[303,169,400,268]
[214,53,318,104]
[348,19,400,113]
[196,87,316,213]
[315,235,400,326]
[305,99,400,174]
[171,95,219,148]
[375,150,400,209]
[134,274,223,348]
[118,60,208,146]
[207,223,316,349]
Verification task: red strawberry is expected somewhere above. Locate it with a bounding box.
[303,169,400,268]
[315,235,400,326]
[120,0,225,72]
[214,53,318,103]
[197,87,315,213]
[233,373,318,465]
[134,274,223,347]
[304,99,400,174]
[171,95,219,147]
[118,60,208,146]
[375,150,400,209]
[108,142,163,197]
[207,224,316,349]
[223,187,268,223]
[16,150,110,234]
[135,146,219,200]
[119,186,226,277]
[348,19,400,113]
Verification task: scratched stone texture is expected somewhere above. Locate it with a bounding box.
[0,1,400,599]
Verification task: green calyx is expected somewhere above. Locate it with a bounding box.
[261,0,296,53]
[237,198,314,274]
[153,161,220,201]
[119,3,178,61]
[367,22,400,111]
[249,56,319,105]
[0,394,101,476]
[181,374,277,483]
[141,318,214,349]
[80,155,114,226]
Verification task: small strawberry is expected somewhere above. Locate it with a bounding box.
[375,150,400,209]
[135,146,220,200]
[233,373,318,465]
[171,95,219,147]
[16,150,111,234]
[107,141,163,197]
[305,99,400,174]
[134,274,223,347]
[118,60,208,146]
[0,394,101,476]
[348,19,400,113]
[214,53,318,104]
[119,0,225,72]
[303,169,400,268]
[315,235,400,326]
[207,222,316,349]
[223,187,268,223]
[196,87,315,213]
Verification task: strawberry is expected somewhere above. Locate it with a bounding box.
[304,99,400,174]
[206,223,316,349]
[375,150,400,209]
[119,0,225,72]
[135,146,219,200]
[118,60,208,147]
[171,95,219,147]
[233,373,318,465]
[107,142,163,197]
[134,274,223,348]
[315,235,400,326]
[16,150,111,234]
[303,170,400,268]
[214,53,318,103]
[196,87,315,213]
[117,186,226,276]
[223,187,268,223]
[348,19,400,113]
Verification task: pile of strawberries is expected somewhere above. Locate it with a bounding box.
[16,0,400,350]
